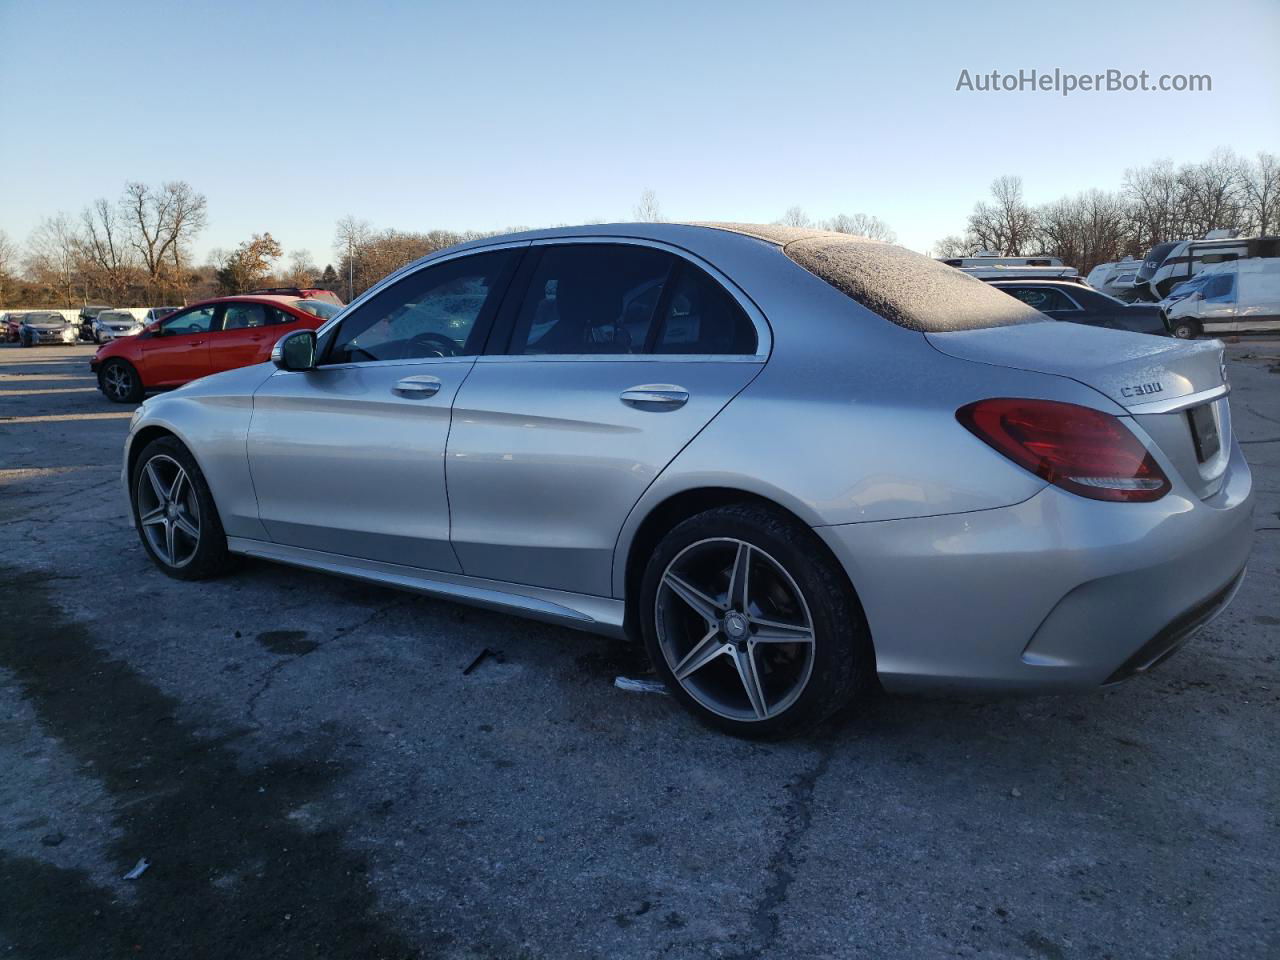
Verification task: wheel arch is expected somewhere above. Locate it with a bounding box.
[616,486,871,655]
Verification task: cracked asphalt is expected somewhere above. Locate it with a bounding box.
[1,341,1277,959]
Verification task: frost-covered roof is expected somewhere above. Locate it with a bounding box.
[693,222,1045,333]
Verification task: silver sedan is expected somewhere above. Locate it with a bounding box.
[121,224,1254,737]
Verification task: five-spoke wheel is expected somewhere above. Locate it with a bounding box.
[136,455,202,569]
[100,359,143,403]
[130,436,234,580]
[641,503,873,738]
[657,538,816,723]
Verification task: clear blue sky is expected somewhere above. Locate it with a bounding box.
[1,0,1277,262]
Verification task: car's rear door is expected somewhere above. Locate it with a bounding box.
[210,302,304,373]
[446,240,767,597]
[245,246,523,570]
[139,304,216,386]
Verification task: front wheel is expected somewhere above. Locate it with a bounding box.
[1170,319,1199,339]
[99,358,144,403]
[130,436,234,580]
[640,503,874,738]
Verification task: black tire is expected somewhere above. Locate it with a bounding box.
[130,436,235,581]
[639,503,874,739]
[1170,319,1199,339]
[99,358,145,403]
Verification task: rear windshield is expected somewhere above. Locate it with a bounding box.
[295,299,341,319]
[783,236,1045,333]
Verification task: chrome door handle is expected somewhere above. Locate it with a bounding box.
[393,375,443,398]
[620,384,690,410]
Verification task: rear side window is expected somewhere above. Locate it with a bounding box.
[784,237,1044,332]
[1003,287,1079,312]
[510,245,674,355]
[654,263,757,354]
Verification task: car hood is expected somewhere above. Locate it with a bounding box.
[926,322,1224,410]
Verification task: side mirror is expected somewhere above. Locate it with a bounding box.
[272,329,317,370]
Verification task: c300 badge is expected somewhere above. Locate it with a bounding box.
[1120,381,1165,398]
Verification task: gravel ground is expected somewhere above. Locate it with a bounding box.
[0,340,1276,960]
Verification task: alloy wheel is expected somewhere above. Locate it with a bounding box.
[103,363,134,401]
[136,455,201,568]
[655,538,815,722]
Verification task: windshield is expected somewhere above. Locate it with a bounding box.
[1136,242,1178,282]
[295,299,341,319]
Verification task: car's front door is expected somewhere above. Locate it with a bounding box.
[446,241,767,597]
[245,247,522,570]
[140,305,217,386]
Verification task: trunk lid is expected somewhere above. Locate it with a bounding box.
[927,323,1232,499]
[925,322,1223,411]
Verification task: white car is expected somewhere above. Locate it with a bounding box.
[93,310,146,343]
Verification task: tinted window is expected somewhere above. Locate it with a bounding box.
[654,264,757,354]
[1004,287,1079,312]
[264,306,295,325]
[510,245,673,355]
[161,306,216,335]
[220,303,268,330]
[327,250,513,363]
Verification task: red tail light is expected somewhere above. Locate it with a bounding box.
[957,398,1170,502]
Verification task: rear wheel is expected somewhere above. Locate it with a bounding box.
[640,503,874,738]
[100,358,144,403]
[130,436,234,580]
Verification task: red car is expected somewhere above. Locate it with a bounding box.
[91,295,342,403]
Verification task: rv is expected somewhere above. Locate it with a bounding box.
[1134,234,1280,300]
[1085,257,1142,299]
[1161,258,1280,337]
[940,254,1064,268]
[956,264,1082,283]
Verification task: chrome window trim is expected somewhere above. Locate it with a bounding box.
[314,234,774,362]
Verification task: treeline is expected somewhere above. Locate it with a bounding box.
[934,148,1279,272]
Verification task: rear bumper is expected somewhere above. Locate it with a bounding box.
[817,438,1255,694]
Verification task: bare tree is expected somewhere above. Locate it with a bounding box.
[81,198,138,303]
[633,189,664,223]
[333,215,373,301]
[967,176,1038,256]
[284,248,319,286]
[1243,151,1279,237]
[121,181,208,299]
[824,212,897,242]
[777,206,813,228]
[0,230,17,305]
[26,214,83,307]
[931,235,972,259]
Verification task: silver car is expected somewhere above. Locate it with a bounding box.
[20,311,78,346]
[122,224,1254,737]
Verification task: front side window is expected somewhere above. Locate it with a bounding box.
[161,306,216,335]
[653,264,758,354]
[326,250,515,363]
[510,245,674,355]
[1203,275,1235,302]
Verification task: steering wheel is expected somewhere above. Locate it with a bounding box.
[407,332,459,358]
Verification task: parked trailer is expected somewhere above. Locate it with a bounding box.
[1135,235,1280,300]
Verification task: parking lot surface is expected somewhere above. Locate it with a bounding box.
[1,341,1277,959]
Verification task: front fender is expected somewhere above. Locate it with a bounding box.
[123,364,277,539]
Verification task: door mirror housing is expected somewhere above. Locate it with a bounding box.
[272,329,317,370]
